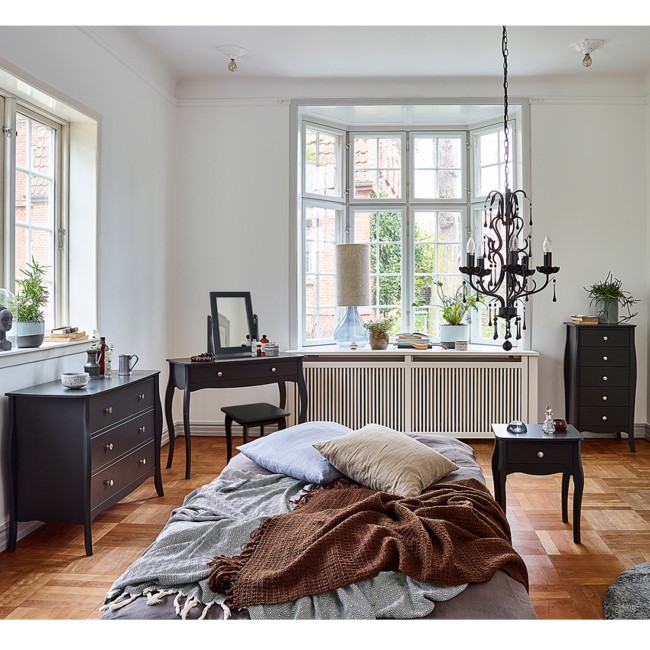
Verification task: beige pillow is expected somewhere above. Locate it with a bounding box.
[313,424,458,497]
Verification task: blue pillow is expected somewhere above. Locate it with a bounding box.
[237,421,351,484]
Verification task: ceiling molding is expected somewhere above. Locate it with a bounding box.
[77,27,177,105]
[176,97,290,108]
[529,96,646,105]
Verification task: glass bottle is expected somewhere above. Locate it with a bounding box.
[99,336,106,377]
[260,334,269,356]
[542,405,555,434]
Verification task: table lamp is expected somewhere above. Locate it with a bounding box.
[334,243,370,348]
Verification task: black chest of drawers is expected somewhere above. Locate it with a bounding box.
[6,370,164,555]
[564,323,636,452]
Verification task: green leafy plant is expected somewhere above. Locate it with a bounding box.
[11,257,49,322]
[364,315,396,336]
[432,281,483,325]
[585,272,639,323]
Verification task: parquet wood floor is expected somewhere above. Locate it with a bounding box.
[0,435,648,620]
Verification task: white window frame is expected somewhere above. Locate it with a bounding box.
[302,121,346,203]
[349,131,406,205]
[408,131,467,204]
[295,106,526,349]
[10,104,67,328]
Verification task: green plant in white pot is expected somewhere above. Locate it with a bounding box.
[11,257,49,348]
[433,281,483,349]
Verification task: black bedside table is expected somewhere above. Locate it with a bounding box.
[491,423,584,544]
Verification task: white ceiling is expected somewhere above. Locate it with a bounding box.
[126,26,650,82]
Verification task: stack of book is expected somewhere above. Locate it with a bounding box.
[571,315,599,325]
[44,327,89,343]
[396,333,432,349]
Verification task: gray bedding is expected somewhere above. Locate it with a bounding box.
[101,434,535,620]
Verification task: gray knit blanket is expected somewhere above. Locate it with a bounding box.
[101,469,466,620]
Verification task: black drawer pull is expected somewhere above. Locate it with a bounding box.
[536,451,544,459]
[104,406,113,414]
[138,426,147,433]
[105,443,114,451]
[104,479,114,487]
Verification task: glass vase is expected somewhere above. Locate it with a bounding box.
[334,306,368,349]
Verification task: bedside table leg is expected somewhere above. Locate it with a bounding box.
[491,441,506,511]
[561,473,570,523]
[7,518,17,552]
[572,465,584,544]
[84,520,93,556]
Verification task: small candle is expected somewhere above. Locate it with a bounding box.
[543,236,552,267]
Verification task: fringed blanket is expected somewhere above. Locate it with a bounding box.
[208,478,528,610]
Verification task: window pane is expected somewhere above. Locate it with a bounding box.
[14,112,57,329]
[353,135,402,200]
[415,244,436,274]
[438,212,461,242]
[304,127,341,197]
[412,135,462,199]
[303,204,340,341]
[438,244,461,275]
[378,276,401,306]
[480,165,499,197]
[480,132,499,165]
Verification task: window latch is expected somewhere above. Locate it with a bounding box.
[57,227,67,250]
[2,127,17,139]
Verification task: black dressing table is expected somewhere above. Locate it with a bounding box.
[164,353,308,479]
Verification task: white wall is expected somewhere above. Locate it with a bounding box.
[0,27,176,540]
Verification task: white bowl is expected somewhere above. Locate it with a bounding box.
[61,372,90,389]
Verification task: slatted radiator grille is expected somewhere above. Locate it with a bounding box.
[302,365,406,430]
[295,357,532,437]
[410,363,524,435]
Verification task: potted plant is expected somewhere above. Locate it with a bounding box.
[433,281,483,348]
[585,272,639,324]
[10,257,49,348]
[364,315,395,351]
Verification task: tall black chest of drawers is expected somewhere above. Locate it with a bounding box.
[6,370,164,555]
[564,323,636,452]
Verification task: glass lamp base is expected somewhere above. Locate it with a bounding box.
[334,306,368,349]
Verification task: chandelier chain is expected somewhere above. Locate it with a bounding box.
[502,25,510,191]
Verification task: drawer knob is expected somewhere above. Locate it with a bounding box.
[602,415,608,421]
[603,376,608,381]
[104,479,114,487]
[138,393,145,400]
[104,406,113,414]
[217,371,223,377]
[603,356,608,361]
[139,458,147,465]
[105,443,114,451]
[271,367,277,373]
[138,426,147,433]
[536,451,544,459]
[602,395,608,401]
[603,336,608,341]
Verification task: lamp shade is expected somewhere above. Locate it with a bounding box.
[336,244,370,306]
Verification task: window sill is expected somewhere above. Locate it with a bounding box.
[0,340,90,370]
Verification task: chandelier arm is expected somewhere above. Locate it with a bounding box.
[463,276,506,308]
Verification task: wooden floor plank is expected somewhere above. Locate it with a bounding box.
[0,435,648,620]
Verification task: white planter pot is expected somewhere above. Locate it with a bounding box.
[439,323,469,349]
[16,320,45,348]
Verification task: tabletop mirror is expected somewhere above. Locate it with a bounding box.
[209,291,254,356]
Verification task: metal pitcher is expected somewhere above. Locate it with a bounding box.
[118,353,139,376]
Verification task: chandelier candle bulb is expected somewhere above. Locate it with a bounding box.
[543,236,553,266]
[466,236,475,266]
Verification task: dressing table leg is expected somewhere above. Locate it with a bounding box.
[182,386,192,479]
[225,415,233,461]
[165,377,176,469]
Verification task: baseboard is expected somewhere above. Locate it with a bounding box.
[645,423,650,442]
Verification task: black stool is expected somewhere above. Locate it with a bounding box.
[221,402,290,461]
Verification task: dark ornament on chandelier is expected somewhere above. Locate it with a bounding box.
[459,26,559,351]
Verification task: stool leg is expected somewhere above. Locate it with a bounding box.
[243,425,249,445]
[278,417,287,431]
[260,425,265,437]
[225,415,233,462]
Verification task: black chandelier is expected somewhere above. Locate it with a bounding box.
[459,26,559,351]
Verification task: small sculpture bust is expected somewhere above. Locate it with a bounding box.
[0,303,13,351]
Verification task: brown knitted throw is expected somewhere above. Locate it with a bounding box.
[207,478,528,609]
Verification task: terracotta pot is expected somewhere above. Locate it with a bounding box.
[369,331,389,350]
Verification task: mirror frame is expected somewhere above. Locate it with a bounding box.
[209,291,254,356]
